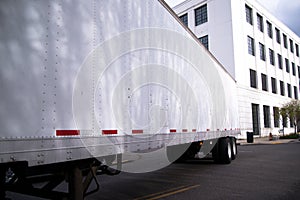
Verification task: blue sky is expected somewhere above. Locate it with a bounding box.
[165,0,300,37]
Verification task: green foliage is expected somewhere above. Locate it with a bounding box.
[279,134,299,139]
[280,100,300,122]
[278,100,300,134]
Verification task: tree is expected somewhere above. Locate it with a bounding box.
[279,100,300,135]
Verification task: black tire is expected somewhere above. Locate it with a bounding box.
[212,142,221,163]
[218,138,232,164]
[230,137,237,160]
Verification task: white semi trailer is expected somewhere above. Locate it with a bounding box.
[0,0,240,199]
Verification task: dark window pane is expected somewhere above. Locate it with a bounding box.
[280,81,285,96]
[292,62,296,76]
[290,116,294,127]
[283,115,287,127]
[179,13,188,26]
[250,69,257,88]
[267,21,273,38]
[277,54,282,69]
[287,83,292,98]
[245,5,253,25]
[269,49,274,65]
[195,4,208,26]
[275,28,281,44]
[273,107,279,127]
[198,35,209,50]
[263,105,270,128]
[257,14,263,32]
[271,77,277,94]
[290,39,294,53]
[248,36,255,56]
[261,73,268,91]
[285,58,290,73]
[283,34,287,48]
[294,86,298,100]
[259,43,265,61]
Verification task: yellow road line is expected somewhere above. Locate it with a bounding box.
[134,184,200,200]
[271,142,282,144]
[134,185,189,200]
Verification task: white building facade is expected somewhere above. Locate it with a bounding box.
[173,0,300,138]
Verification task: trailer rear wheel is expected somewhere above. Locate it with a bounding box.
[213,137,232,164]
[230,137,237,160]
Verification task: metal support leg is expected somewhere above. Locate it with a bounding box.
[116,154,122,171]
[83,165,99,197]
[0,167,6,199]
[69,167,83,200]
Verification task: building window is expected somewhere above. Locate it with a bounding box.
[195,4,207,26]
[277,54,282,69]
[245,4,253,25]
[283,34,287,48]
[298,66,300,78]
[263,105,270,128]
[259,43,265,61]
[283,115,287,127]
[199,35,209,50]
[251,104,260,135]
[271,77,277,94]
[269,49,274,65]
[294,86,298,99]
[266,21,273,38]
[280,81,285,96]
[250,69,257,88]
[290,116,294,128]
[273,107,280,128]
[292,62,296,76]
[285,58,290,73]
[296,44,299,57]
[179,13,188,27]
[275,28,281,44]
[261,73,268,91]
[247,36,255,56]
[287,83,292,98]
[290,39,294,53]
[257,13,264,32]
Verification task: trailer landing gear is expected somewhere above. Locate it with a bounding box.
[1,155,122,200]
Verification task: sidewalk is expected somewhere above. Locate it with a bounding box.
[237,137,299,145]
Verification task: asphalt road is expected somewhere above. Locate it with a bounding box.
[6,141,300,200]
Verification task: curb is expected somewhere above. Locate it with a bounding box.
[237,139,299,146]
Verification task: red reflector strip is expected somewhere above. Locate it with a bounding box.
[192,129,197,132]
[170,129,176,133]
[182,129,188,132]
[102,130,118,135]
[56,130,80,136]
[132,129,143,134]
